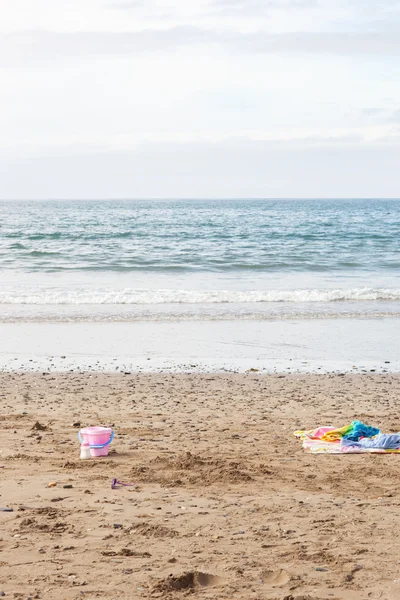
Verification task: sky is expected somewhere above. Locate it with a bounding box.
[0,0,399,199]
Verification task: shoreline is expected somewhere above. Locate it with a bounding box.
[1,372,400,599]
[0,318,399,374]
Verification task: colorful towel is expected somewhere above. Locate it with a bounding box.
[321,421,380,442]
[294,423,400,454]
[341,434,400,450]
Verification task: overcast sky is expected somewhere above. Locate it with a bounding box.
[0,0,399,199]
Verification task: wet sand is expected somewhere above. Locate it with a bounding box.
[1,373,400,599]
[0,319,399,373]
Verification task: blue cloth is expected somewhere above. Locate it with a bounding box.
[342,420,380,442]
[341,433,400,450]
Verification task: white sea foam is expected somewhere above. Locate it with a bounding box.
[1,287,400,305]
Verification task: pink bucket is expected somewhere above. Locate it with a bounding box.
[79,426,114,457]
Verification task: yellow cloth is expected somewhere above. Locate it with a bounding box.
[321,424,352,442]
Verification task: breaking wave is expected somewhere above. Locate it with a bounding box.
[1,287,400,305]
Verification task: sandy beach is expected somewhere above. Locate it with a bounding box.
[1,372,400,599]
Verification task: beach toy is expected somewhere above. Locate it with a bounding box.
[78,426,114,457]
[80,441,91,460]
[111,478,136,490]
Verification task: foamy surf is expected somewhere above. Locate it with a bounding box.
[1,287,400,305]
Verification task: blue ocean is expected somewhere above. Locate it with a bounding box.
[1,198,400,322]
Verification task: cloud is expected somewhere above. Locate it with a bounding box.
[2,126,399,162]
[390,110,400,123]
[361,107,400,124]
[109,0,144,7]
[231,31,400,56]
[104,0,176,20]
[0,27,212,66]
[212,0,317,16]
[2,28,400,67]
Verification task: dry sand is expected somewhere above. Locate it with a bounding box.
[1,373,400,599]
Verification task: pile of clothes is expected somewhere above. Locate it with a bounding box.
[295,420,400,454]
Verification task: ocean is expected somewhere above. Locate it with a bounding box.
[1,198,400,324]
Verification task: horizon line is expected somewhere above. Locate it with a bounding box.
[1,197,400,202]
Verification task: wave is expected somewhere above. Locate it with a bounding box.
[1,287,400,305]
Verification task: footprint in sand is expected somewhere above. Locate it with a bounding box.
[154,570,224,592]
[261,569,290,586]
